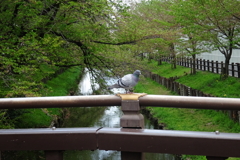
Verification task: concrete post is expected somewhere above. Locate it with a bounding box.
[117,93,147,160]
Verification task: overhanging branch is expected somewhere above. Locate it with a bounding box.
[92,34,163,45]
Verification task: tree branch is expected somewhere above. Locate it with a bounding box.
[92,34,163,45]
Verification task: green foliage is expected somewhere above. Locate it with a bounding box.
[15,109,53,128]
[0,0,116,97]
[0,110,14,129]
[14,66,83,128]
[0,66,82,129]
[0,0,118,128]
[170,0,240,76]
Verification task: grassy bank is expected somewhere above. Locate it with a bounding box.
[15,66,83,128]
[43,66,83,96]
[150,61,240,98]
[135,76,240,133]
[136,61,240,160]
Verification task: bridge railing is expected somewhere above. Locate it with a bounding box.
[1,94,239,110]
[1,94,240,160]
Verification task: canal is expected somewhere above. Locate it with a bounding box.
[63,70,177,160]
[1,70,178,160]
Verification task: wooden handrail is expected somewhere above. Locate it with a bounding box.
[0,95,240,110]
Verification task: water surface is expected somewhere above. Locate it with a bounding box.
[64,70,176,160]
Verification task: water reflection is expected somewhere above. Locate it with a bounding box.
[94,106,121,128]
[78,68,100,95]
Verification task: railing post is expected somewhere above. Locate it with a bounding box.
[206,156,227,160]
[120,99,144,128]
[45,151,63,160]
[117,93,147,160]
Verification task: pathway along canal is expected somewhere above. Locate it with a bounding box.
[63,70,177,160]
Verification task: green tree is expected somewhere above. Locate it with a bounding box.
[99,0,180,67]
[172,0,240,78]
[0,0,120,97]
[132,0,176,62]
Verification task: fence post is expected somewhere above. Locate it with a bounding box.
[216,61,219,74]
[211,60,214,73]
[203,59,206,71]
[188,87,192,96]
[190,58,193,73]
[118,93,147,160]
[231,63,235,77]
[207,60,210,71]
[158,58,162,65]
[237,63,240,78]
[221,61,224,74]
[196,59,199,69]
[200,59,202,70]
[183,85,188,96]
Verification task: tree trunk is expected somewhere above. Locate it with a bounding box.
[221,48,232,80]
[192,54,196,74]
[170,43,176,69]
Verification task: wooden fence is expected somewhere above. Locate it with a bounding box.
[143,71,240,124]
[159,56,240,78]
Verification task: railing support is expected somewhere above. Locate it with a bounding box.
[121,151,143,160]
[45,151,63,160]
[120,100,144,128]
[206,156,227,160]
[118,93,147,160]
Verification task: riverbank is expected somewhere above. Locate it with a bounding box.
[135,61,240,160]
[149,60,240,98]
[15,66,83,128]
